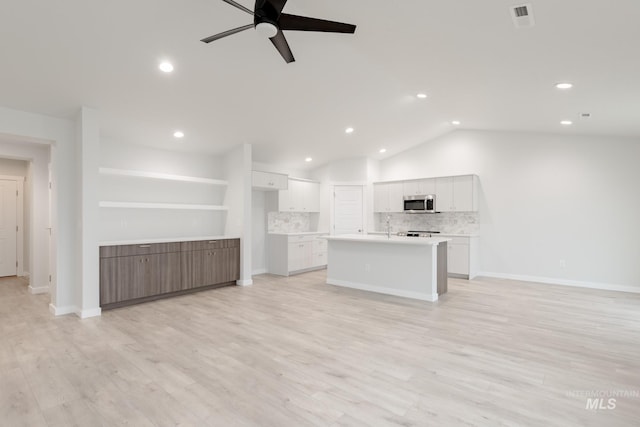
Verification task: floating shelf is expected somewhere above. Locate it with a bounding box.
[99,201,229,211]
[99,168,228,186]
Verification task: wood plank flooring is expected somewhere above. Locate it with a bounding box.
[1,272,639,426]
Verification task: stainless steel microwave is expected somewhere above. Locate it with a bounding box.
[403,194,436,213]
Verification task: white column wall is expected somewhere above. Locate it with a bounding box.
[75,107,101,318]
[224,144,253,285]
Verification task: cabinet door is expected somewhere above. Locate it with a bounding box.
[387,182,404,212]
[422,178,436,195]
[288,241,313,272]
[148,252,182,295]
[435,177,454,212]
[303,181,320,212]
[311,237,328,267]
[278,185,293,212]
[188,250,209,288]
[453,175,474,212]
[448,243,470,275]
[100,256,146,304]
[403,180,421,196]
[252,171,288,190]
[373,183,388,212]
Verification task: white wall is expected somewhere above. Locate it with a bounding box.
[224,144,252,285]
[311,157,378,234]
[252,161,310,180]
[380,129,640,291]
[75,107,101,318]
[0,158,28,175]
[98,140,227,242]
[0,105,75,312]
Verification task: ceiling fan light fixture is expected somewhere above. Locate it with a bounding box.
[256,22,278,38]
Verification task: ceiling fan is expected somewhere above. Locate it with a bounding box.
[201,0,357,63]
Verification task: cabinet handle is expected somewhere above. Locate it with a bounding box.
[208,241,217,244]
[139,245,151,248]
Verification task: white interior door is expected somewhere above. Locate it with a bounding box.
[0,180,18,277]
[333,185,364,235]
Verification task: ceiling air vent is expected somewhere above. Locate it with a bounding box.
[511,3,535,28]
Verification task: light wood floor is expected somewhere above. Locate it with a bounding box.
[1,272,639,426]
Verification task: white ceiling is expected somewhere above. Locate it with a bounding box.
[1,0,639,169]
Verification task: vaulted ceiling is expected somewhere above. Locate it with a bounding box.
[1,0,639,169]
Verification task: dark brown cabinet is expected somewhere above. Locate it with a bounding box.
[100,238,240,309]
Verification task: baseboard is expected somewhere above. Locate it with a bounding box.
[236,279,253,286]
[252,268,268,275]
[74,307,102,319]
[478,271,640,294]
[326,278,439,302]
[49,303,76,316]
[28,285,49,295]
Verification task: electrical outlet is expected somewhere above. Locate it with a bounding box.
[560,259,566,269]
[365,263,371,272]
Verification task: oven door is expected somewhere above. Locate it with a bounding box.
[403,198,426,212]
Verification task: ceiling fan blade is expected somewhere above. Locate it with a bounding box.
[222,0,254,15]
[270,30,295,63]
[200,24,254,43]
[278,13,356,33]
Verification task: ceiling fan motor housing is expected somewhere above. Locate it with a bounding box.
[254,0,280,29]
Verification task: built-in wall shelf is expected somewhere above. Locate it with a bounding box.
[99,168,228,186]
[99,201,229,211]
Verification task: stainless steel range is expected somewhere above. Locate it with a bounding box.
[397,230,441,238]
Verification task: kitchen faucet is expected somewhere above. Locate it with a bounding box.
[385,215,391,239]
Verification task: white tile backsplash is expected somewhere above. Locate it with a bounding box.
[268,212,313,233]
[374,212,479,235]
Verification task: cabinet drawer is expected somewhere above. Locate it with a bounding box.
[288,235,315,243]
[444,236,469,245]
[181,240,225,251]
[99,246,119,258]
[313,238,328,252]
[182,239,240,251]
[112,242,181,257]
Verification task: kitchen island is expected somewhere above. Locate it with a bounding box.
[325,234,450,302]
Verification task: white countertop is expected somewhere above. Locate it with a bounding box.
[268,231,329,236]
[370,231,479,238]
[100,235,240,246]
[325,234,450,246]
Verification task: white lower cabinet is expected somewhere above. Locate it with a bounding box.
[442,235,479,279]
[268,233,328,276]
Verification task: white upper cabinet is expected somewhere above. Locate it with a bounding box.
[436,175,478,212]
[252,171,288,191]
[278,178,320,212]
[435,177,454,212]
[373,182,404,213]
[403,178,435,196]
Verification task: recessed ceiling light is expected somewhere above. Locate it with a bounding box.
[159,62,174,73]
[555,82,573,90]
[560,120,573,125]
[305,157,313,162]
[173,130,185,138]
[416,93,427,99]
[379,148,387,154]
[345,127,354,134]
[451,120,461,125]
